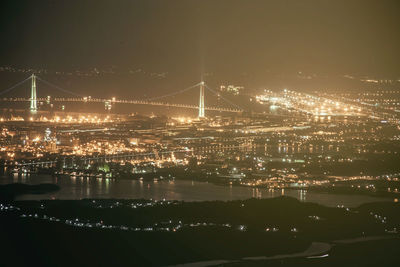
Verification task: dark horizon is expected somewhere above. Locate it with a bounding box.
[1,0,400,98]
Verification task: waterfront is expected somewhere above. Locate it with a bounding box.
[0,174,391,207]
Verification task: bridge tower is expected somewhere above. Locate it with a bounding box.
[198,81,205,118]
[30,74,37,113]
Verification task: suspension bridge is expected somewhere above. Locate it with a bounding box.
[0,74,244,117]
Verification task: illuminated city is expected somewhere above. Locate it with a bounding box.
[1,1,400,266]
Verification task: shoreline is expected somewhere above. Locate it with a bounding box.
[6,172,397,201]
[1,174,394,206]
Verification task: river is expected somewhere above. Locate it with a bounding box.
[0,174,392,207]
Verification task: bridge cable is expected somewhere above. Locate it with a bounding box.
[204,84,243,111]
[144,82,201,101]
[0,76,32,96]
[36,76,84,97]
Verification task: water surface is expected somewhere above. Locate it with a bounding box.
[0,174,392,207]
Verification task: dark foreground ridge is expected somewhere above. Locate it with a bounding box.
[0,183,60,201]
[0,196,399,267]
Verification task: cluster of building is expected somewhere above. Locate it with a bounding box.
[0,85,399,194]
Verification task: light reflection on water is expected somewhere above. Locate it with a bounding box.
[0,174,391,207]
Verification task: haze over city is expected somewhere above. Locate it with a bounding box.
[1,0,400,96]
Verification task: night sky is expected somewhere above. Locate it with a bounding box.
[0,0,399,98]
